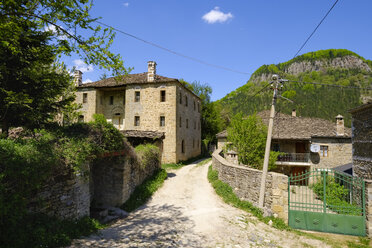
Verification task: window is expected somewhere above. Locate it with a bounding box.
[179,92,182,104]
[109,96,114,105]
[179,117,182,127]
[181,140,185,153]
[134,116,140,126]
[160,90,166,102]
[186,119,189,128]
[185,96,188,106]
[83,93,88,103]
[160,116,165,126]
[273,143,280,152]
[78,115,84,123]
[320,145,328,157]
[194,120,196,129]
[135,91,140,102]
[193,101,196,111]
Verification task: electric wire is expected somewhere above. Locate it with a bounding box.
[293,0,340,59]
[95,21,250,75]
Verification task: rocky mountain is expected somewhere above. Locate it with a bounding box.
[216,49,372,127]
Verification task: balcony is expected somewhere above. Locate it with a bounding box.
[276,153,310,166]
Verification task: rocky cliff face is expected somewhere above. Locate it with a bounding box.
[251,55,371,83]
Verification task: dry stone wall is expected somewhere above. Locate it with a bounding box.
[212,149,288,222]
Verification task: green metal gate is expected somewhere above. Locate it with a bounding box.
[288,169,366,236]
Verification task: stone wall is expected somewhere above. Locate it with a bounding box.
[311,137,352,169]
[351,103,372,180]
[364,180,372,237]
[212,149,288,222]
[91,153,160,207]
[28,165,90,219]
[176,85,202,162]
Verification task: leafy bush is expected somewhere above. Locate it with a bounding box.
[135,144,160,170]
[311,175,361,215]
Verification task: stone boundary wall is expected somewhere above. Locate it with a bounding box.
[28,165,90,219]
[364,180,372,237]
[29,150,160,219]
[212,149,288,222]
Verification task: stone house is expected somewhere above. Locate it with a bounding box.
[74,61,201,163]
[350,102,372,179]
[216,110,352,176]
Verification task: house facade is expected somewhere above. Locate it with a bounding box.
[350,102,372,180]
[216,110,352,176]
[74,61,201,163]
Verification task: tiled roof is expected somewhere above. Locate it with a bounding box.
[216,130,228,138]
[216,111,351,140]
[121,130,165,139]
[79,73,177,88]
[257,110,351,140]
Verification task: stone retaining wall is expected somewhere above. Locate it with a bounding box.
[212,149,288,222]
[29,149,160,219]
[364,180,372,237]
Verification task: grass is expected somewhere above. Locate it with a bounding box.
[161,154,208,170]
[0,214,104,248]
[121,169,168,212]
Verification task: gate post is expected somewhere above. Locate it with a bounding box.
[323,171,327,213]
[365,180,372,237]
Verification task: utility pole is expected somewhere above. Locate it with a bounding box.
[258,74,282,208]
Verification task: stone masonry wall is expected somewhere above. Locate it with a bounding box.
[311,137,352,169]
[212,149,288,222]
[351,104,372,180]
[76,88,97,122]
[91,153,160,207]
[364,180,372,237]
[28,165,90,219]
[125,83,177,163]
[176,85,201,162]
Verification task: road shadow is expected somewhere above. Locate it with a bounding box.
[70,204,204,247]
[167,172,176,178]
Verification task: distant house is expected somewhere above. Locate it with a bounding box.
[74,61,201,164]
[350,102,372,179]
[216,110,352,176]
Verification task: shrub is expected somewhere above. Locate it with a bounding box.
[135,144,160,170]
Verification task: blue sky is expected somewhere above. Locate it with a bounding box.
[64,0,372,101]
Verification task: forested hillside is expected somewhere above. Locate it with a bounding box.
[216,49,372,127]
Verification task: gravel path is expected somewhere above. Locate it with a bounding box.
[70,160,329,248]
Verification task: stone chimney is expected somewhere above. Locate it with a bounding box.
[74,70,83,87]
[147,61,157,82]
[292,109,296,117]
[336,114,344,136]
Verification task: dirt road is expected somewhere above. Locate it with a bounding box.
[71,160,329,248]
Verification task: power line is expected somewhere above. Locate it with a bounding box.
[95,21,250,75]
[288,80,372,90]
[293,0,340,59]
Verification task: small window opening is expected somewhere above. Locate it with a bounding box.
[135,91,140,102]
[83,93,88,103]
[109,96,114,105]
[160,90,166,102]
[160,116,165,126]
[134,116,140,126]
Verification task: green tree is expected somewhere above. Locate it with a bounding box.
[0,0,128,136]
[227,113,279,170]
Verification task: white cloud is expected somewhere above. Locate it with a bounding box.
[83,79,93,84]
[202,7,233,24]
[123,2,129,7]
[73,59,93,73]
[44,24,68,40]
